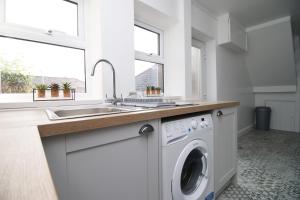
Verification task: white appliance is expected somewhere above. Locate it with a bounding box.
[161,114,214,200]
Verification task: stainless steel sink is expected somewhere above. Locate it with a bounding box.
[46,106,144,120]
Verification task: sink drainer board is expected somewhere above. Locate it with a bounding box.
[122,97,176,108]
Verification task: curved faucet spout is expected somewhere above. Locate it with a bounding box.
[91,59,117,100]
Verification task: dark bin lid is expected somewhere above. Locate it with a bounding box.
[255,106,271,111]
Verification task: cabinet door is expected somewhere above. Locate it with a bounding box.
[66,120,159,200]
[213,107,237,194]
[230,18,247,51]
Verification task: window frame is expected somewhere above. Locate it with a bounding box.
[134,21,164,64]
[0,0,86,49]
[134,21,164,91]
[0,0,87,103]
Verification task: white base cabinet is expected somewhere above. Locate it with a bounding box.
[43,107,239,199]
[213,107,238,196]
[43,120,160,200]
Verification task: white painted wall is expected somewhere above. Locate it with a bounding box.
[136,0,192,97]
[191,1,217,39]
[137,0,177,19]
[191,1,255,131]
[246,19,300,132]
[245,19,296,88]
[98,0,135,99]
[216,47,254,131]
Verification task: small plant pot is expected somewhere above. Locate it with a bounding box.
[37,90,46,98]
[151,89,156,95]
[51,89,59,97]
[156,89,161,95]
[146,89,151,96]
[63,89,71,98]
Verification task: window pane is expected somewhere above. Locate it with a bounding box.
[5,0,78,36]
[0,37,85,94]
[135,60,163,92]
[134,26,159,55]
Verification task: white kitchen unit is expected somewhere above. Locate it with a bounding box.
[218,13,247,52]
[42,120,160,200]
[213,107,238,196]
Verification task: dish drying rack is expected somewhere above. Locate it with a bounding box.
[121,97,176,108]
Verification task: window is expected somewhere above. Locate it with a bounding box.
[134,22,164,92]
[0,37,85,93]
[0,0,86,99]
[191,39,206,100]
[134,26,159,55]
[5,0,78,36]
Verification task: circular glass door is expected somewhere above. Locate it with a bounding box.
[181,148,206,195]
[172,140,208,200]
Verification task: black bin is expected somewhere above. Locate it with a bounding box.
[255,106,271,130]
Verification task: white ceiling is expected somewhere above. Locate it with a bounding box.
[196,0,300,34]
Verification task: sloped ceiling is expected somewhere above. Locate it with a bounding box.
[245,21,297,88]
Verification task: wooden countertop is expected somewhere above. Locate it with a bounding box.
[0,127,57,200]
[0,101,239,199]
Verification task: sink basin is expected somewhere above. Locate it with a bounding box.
[46,106,143,120]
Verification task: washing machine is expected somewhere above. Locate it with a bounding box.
[161,113,214,200]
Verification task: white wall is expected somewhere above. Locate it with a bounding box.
[88,0,255,132]
[85,0,103,99]
[97,0,135,99]
[135,0,192,97]
[137,0,177,19]
[191,1,255,132]
[246,19,300,132]
[216,47,254,131]
[246,18,296,89]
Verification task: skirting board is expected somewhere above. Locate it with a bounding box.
[253,85,297,93]
[238,124,254,137]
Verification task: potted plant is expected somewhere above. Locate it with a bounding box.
[146,86,151,96]
[155,87,161,95]
[62,82,72,97]
[49,83,60,97]
[151,86,156,95]
[35,84,47,98]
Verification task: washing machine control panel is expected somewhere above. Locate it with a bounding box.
[162,114,212,146]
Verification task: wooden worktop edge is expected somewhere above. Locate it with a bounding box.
[38,101,239,137]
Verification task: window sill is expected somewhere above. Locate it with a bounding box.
[0,93,104,109]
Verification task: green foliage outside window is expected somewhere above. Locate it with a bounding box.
[0,57,32,93]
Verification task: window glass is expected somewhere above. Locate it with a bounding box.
[135,60,163,92]
[5,0,78,36]
[0,37,85,94]
[134,25,159,55]
[181,149,205,195]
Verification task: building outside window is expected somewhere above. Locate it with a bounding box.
[134,22,164,93]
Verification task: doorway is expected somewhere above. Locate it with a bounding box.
[191,39,207,100]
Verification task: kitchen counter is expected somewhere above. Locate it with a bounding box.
[0,101,239,199]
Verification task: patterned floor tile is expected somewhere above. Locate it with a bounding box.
[218,130,300,200]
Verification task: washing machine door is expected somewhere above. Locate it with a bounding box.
[172,140,209,200]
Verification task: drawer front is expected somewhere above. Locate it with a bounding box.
[66,120,158,153]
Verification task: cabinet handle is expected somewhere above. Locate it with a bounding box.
[139,124,154,135]
[216,110,223,117]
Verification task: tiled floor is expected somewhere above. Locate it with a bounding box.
[218,129,300,200]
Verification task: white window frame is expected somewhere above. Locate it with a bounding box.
[134,21,164,64]
[0,0,87,105]
[0,0,86,49]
